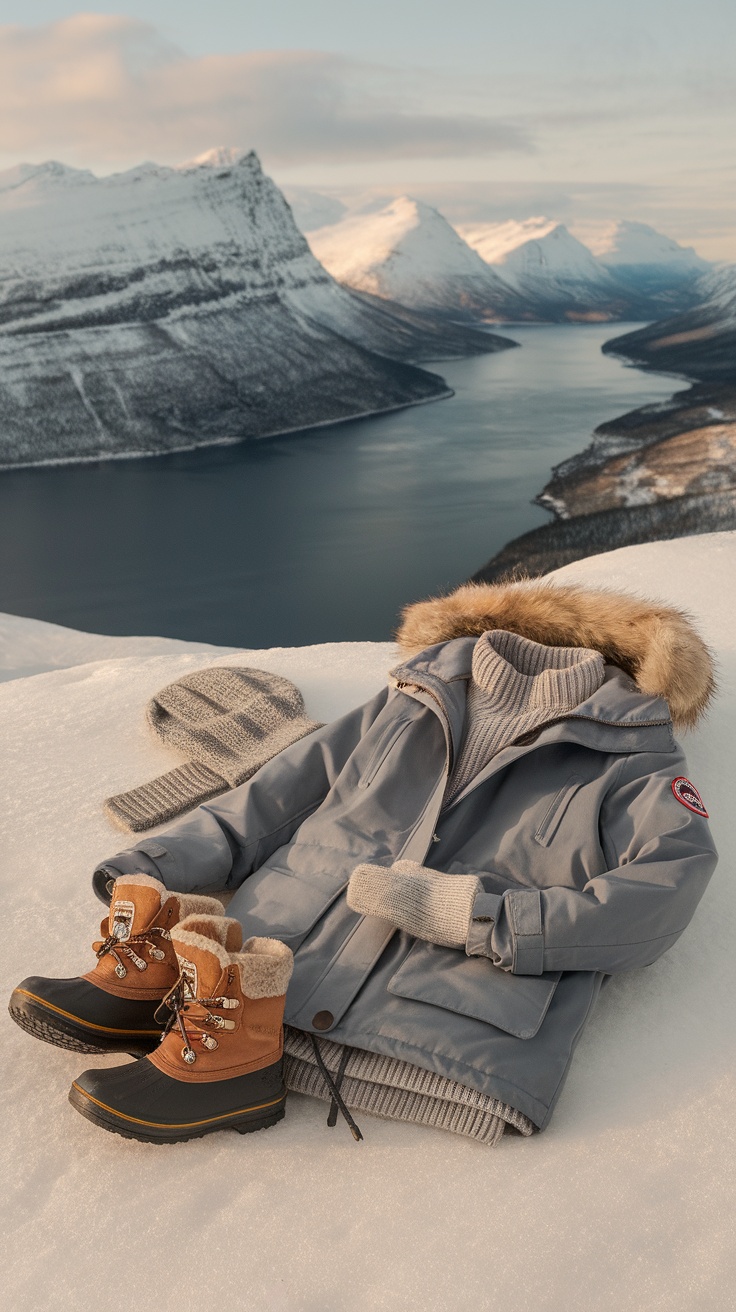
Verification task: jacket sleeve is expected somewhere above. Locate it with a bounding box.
[94,686,389,896]
[483,747,718,975]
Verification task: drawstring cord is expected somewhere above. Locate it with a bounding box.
[326,1046,351,1128]
[309,1034,363,1142]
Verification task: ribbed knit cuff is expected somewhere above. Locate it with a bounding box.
[104,761,227,833]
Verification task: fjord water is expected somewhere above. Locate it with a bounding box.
[0,325,676,647]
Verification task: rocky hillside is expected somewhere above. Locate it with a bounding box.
[0,152,512,467]
[602,263,736,380]
[474,267,736,580]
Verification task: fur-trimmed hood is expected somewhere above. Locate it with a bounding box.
[395,579,715,730]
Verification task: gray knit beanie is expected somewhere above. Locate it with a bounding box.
[104,665,323,833]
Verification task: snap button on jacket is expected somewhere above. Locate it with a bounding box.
[98,582,718,1131]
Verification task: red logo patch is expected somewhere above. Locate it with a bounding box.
[672,777,709,817]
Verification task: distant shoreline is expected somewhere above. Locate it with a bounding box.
[473,347,736,582]
[0,386,454,474]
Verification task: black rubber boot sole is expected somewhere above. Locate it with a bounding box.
[8,988,160,1059]
[68,1080,287,1143]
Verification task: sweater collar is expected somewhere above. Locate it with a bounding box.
[389,634,675,760]
[470,630,605,715]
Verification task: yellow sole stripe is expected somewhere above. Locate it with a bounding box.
[15,989,161,1038]
[71,1082,285,1130]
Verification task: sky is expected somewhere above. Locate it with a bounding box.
[1,3,734,257]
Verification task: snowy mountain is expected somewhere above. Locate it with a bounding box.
[460,218,710,319]
[592,220,710,294]
[604,262,736,382]
[459,221,639,321]
[0,153,505,468]
[304,197,530,322]
[304,195,703,323]
[454,217,558,265]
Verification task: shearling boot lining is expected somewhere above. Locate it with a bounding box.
[174,892,226,918]
[174,913,241,948]
[113,875,225,921]
[239,937,294,999]
[170,925,294,996]
[114,873,167,901]
[171,926,231,971]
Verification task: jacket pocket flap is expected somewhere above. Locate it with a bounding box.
[387,941,560,1040]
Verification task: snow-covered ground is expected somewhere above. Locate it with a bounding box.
[2,534,735,1311]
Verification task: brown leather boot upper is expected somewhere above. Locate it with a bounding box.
[149,916,293,1084]
[83,876,225,1003]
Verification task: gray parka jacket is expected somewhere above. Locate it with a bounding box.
[96,582,718,1130]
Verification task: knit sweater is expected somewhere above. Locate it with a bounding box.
[287,631,605,1143]
[444,629,605,806]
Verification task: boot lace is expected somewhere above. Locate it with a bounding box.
[154,975,239,1065]
[94,926,171,979]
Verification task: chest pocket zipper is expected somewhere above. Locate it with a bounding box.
[534,774,584,846]
[358,717,411,788]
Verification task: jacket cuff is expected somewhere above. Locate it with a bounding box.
[465,890,503,957]
[497,890,545,975]
[92,847,165,905]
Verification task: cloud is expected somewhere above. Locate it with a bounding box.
[0,15,533,168]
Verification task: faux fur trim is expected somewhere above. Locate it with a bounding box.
[395,579,715,730]
[238,937,294,999]
[171,925,231,971]
[114,873,167,903]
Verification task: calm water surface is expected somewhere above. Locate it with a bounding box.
[0,325,676,646]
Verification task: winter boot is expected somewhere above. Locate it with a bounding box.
[8,875,225,1058]
[68,915,293,1143]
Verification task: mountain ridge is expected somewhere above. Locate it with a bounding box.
[0,151,515,468]
[300,192,709,323]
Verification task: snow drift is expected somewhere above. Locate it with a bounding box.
[1,533,734,1310]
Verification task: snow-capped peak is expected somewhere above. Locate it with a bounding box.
[460,222,611,290]
[0,160,96,193]
[178,145,250,171]
[455,217,558,264]
[307,194,499,292]
[585,220,709,271]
